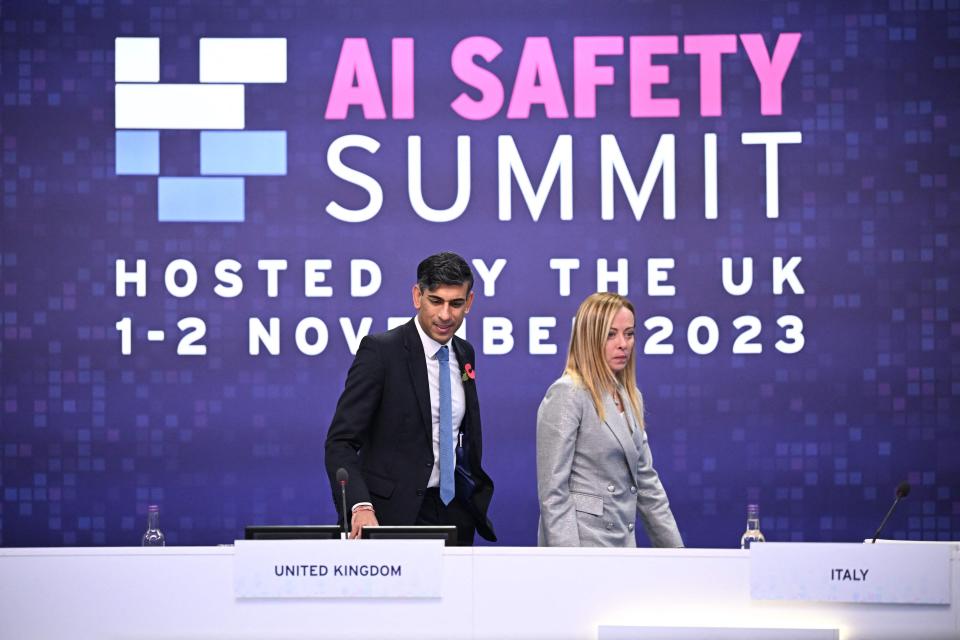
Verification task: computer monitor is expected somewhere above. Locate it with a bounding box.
[244,525,342,540]
[360,525,457,547]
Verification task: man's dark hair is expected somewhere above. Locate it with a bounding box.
[416,252,474,293]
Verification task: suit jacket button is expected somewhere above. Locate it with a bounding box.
[630,486,637,494]
[627,523,635,532]
[607,484,615,492]
[416,489,424,496]
[425,461,432,467]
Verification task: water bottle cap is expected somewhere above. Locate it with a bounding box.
[147,504,160,512]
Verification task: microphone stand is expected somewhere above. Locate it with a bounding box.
[871,494,903,544]
[339,480,349,540]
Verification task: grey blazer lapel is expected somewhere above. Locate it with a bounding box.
[622,397,645,479]
[602,393,640,474]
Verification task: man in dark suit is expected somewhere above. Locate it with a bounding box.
[324,252,496,546]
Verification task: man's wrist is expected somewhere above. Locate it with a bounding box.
[351,502,375,514]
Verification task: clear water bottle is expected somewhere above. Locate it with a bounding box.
[740,503,765,549]
[141,504,166,547]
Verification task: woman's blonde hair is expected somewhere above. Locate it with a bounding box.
[564,292,645,428]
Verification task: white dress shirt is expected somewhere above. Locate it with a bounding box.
[413,317,466,488]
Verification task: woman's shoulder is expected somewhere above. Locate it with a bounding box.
[538,375,588,421]
[544,374,588,399]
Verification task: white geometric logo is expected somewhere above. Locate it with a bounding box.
[114,37,287,222]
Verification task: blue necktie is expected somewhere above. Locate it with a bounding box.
[436,345,455,505]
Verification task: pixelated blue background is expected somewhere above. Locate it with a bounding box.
[1,0,958,547]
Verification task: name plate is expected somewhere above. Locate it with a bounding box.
[233,539,443,599]
[750,542,952,604]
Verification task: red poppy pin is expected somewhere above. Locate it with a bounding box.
[462,363,475,382]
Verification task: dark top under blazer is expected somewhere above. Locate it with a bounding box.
[324,319,496,541]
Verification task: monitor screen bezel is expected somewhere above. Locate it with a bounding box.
[359,525,458,547]
[244,525,342,540]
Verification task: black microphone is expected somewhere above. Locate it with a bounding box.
[336,468,350,537]
[871,481,911,544]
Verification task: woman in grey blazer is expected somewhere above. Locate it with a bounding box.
[537,292,683,548]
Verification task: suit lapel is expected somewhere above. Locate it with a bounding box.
[622,397,645,480]
[602,392,640,475]
[402,320,432,440]
[452,338,477,418]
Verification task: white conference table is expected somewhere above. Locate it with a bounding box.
[0,544,956,639]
